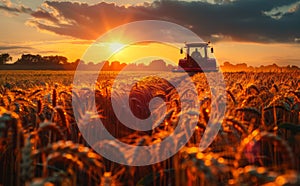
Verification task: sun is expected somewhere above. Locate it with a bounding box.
[108,42,125,53]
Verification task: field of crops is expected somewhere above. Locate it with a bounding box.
[0,70,299,186]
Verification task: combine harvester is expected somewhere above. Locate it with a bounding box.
[172,42,219,73]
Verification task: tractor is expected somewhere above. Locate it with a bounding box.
[172,42,218,73]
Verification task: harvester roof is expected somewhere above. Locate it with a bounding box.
[185,42,208,47]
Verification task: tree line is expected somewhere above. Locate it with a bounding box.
[0,53,68,65]
[0,53,175,71]
[221,61,300,72]
[1,53,298,71]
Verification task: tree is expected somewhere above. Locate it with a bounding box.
[0,53,12,65]
[15,54,41,64]
[148,59,167,71]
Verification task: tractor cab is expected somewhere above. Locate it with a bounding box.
[173,42,218,72]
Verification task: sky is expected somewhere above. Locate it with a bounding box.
[0,0,300,66]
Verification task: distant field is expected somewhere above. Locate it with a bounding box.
[0,70,299,185]
[0,70,177,86]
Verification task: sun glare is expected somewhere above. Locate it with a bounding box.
[108,42,182,65]
[109,42,125,53]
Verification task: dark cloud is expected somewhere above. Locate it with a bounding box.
[0,4,32,14]
[28,0,300,43]
[31,10,59,23]
[36,50,61,54]
[0,46,32,50]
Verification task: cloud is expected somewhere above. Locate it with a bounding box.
[24,0,300,43]
[0,46,32,50]
[0,0,32,15]
[263,1,300,19]
[31,10,59,23]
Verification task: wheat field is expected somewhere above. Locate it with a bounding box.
[0,70,299,186]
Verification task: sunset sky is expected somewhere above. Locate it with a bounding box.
[0,0,300,66]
